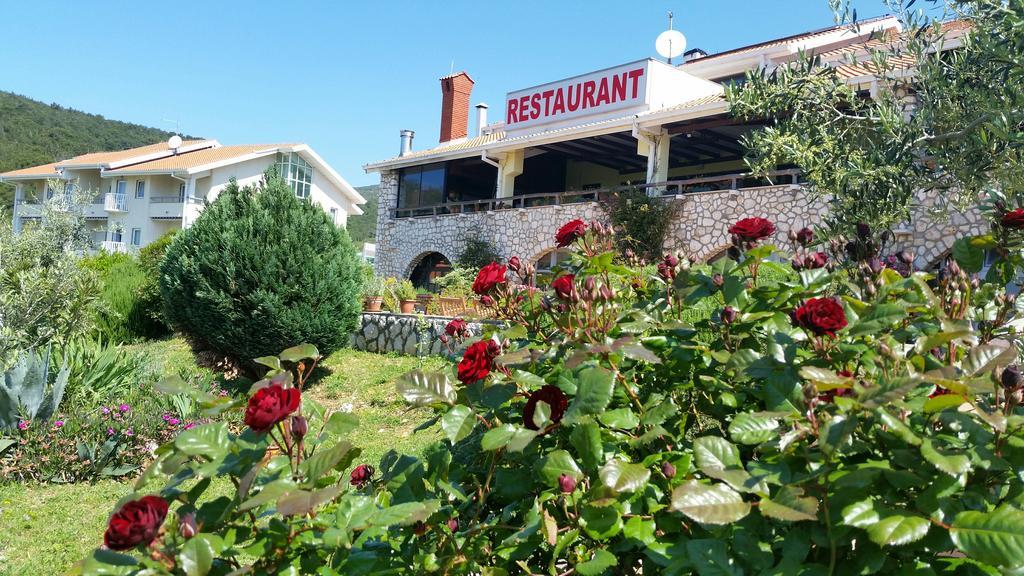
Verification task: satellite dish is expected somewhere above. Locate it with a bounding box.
[656,29,687,61]
[168,135,183,150]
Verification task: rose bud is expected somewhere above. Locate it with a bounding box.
[290,415,308,440]
[413,521,428,536]
[624,248,635,259]
[479,295,494,307]
[508,256,522,273]
[350,464,374,488]
[657,262,673,281]
[584,276,596,292]
[856,222,871,239]
[712,274,724,288]
[868,258,884,275]
[721,306,737,324]
[796,227,814,246]
[599,285,614,301]
[791,255,805,271]
[661,461,676,479]
[179,512,198,540]
[558,473,577,493]
[788,229,798,242]
[1002,365,1023,390]
[664,254,679,268]
[447,517,459,532]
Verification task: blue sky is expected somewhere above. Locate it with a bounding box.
[0,0,901,187]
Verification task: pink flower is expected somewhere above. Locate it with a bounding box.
[17,420,29,431]
[125,428,134,437]
[119,404,130,412]
[168,418,181,426]
[107,427,115,436]
[101,406,111,415]
[184,422,196,430]
[53,420,64,429]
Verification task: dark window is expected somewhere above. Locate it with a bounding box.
[399,162,446,210]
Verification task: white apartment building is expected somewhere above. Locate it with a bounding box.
[2,138,365,252]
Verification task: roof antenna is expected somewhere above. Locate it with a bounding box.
[162,118,180,135]
[449,60,454,75]
[656,11,687,65]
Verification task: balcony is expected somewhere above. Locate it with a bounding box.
[100,240,128,253]
[104,193,128,212]
[148,196,185,219]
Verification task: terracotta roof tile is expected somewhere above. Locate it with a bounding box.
[105,144,293,174]
[57,140,213,167]
[0,162,61,179]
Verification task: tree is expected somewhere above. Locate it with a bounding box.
[160,173,363,366]
[727,0,1024,234]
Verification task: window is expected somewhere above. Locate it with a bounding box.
[399,162,446,211]
[275,152,313,199]
[131,228,142,246]
[329,207,338,225]
[116,180,127,196]
[111,228,123,243]
[135,181,145,199]
[178,183,187,202]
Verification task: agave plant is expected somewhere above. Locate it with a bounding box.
[0,347,70,429]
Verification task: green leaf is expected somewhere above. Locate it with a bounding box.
[576,549,618,575]
[923,393,967,413]
[599,459,651,493]
[324,411,359,436]
[866,514,930,547]
[481,424,536,452]
[921,438,971,477]
[819,415,857,456]
[276,486,342,516]
[570,419,603,472]
[847,303,906,337]
[441,405,476,444]
[952,236,990,273]
[278,343,319,362]
[598,408,640,429]
[760,486,819,522]
[950,506,1024,568]
[396,370,456,407]
[728,412,782,445]
[671,480,751,524]
[81,549,138,576]
[370,500,440,527]
[686,538,743,576]
[876,409,921,446]
[178,535,215,576]
[566,366,615,420]
[858,377,921,409]
[174,422,229,459]
[300,441,354,485]
[580,504,623,540]
[540,450,583,486]
[842,499,879,528]
[964,344,1016,377]
[694,436,741,470]
[532,400,552,429]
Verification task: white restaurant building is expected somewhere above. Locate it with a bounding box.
[2,139,365,252]
[365,16,983,286]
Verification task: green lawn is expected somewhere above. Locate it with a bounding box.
[0,338,447,576]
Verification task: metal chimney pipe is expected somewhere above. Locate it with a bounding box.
[399,129,415,156]
[475,103,489,137]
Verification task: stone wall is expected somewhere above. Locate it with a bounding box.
[350,312,494,357]
[374,169,984,276]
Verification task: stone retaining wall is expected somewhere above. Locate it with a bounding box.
[350,312,494,357]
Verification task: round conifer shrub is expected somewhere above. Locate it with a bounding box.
[160,174,363,364]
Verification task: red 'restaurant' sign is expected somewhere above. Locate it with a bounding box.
[505,61,650,132]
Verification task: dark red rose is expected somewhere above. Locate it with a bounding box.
[551,274,576,300]
[350,464,374,487]
[661,461,677,479]
[795,227,815,246]
[791,297,848,337]
[657,262,674,281]
[479,295,494,306]
[819,387,851,403]
[721,306,737,324]
[555,219,588,248]
[447,517,459,532]
[472,262,507,295]
[508,256,522,272]
[523,385,569,430]
[457,341,496,385]
[244,384,301,433]
[1002,365,1023,390]
[445,318,469,338]
[728,217,776,242]
[103,495,169,551]
[290,415,308,440]
[805,252,828,269]
[558,474,577,493]
[178,512,197,539]
[1003,209,1024,229]
[664,254,679,268]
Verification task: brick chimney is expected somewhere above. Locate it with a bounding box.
[439,71,474,143]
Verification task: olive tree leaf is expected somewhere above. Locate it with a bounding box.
[396,370,456,407]
[866,514,930,547]
[599,459,651,494]
[671,480,751,524]
[951,506,1024,568]
[760,486,819,522]
[441,405,476,444]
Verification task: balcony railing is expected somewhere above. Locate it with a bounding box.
[104,193,128,212]
[151,195,185,203]
[100,240,128,253]
[391,169,803,219]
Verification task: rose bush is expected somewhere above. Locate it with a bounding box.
[81,210,1024,574]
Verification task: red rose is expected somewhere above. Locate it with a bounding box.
[1002,209,1024,229]
[244,384,301,433]
[551,274,576,300]
[457,341,497,385]
[508,256,522,272]
[472,262,507,295]
[555,219,588,248]
[103,495,169,551]
[791,297,848,337]
[350,464,374,487]
[445,318,469,338]
[728,217,776,242]
[523,385,569,430]
[795,227,815,246]
[805,252,828,269]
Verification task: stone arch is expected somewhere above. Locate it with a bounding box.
[701,243,734,264]
[924,248,953,272]
[404,250,455,288]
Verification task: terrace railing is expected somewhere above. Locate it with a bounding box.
[391,169,802,219]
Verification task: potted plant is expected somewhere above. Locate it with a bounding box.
[362,276,385,312]
[395,280,418,314]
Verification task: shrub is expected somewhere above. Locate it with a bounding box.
[607,187,677,263]
[136,229,177,336]
[92,258,164,343]
[434,265,476,299]
[160,173,363,365]
[457,232,500,269]
[56,336,148,408]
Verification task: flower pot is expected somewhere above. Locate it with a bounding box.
[364,296,383,312]
[399,300,417,314]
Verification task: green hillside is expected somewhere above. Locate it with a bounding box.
[0,90,189,206]
[347,184,379,244]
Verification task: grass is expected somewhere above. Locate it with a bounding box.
[0,338,448,576]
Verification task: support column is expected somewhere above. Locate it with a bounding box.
[636,129,672,195]
[11,184,21,233]
[496,149,524,199]
[182,177,197,229]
